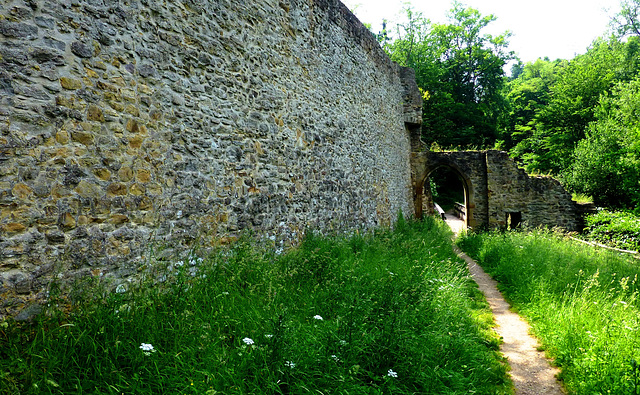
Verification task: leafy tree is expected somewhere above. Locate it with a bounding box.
[611,0,640,37]
[509,60,525,79]
[565,77,640,208]
[501,58,564,154]
[506,37,640,174]
[384,2,514,148]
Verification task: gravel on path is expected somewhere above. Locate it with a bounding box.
[444,214,566,395]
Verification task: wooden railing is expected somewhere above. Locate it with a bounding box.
[453,202,465,220]
[434,203,446,220]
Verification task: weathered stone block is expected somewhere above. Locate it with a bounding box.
[59,212,76,230]
[12,183,33,200]
[45,229,65,244]
[60,77,83,90]
[71,131,94,145]
[75,180,103,198]
[86,105,104,122]
[0,21,38,39]
[71,41,94,58]
[3,223,27,234]
[109,214,129,225]
[94,168,112,181]
[106,183,127,197]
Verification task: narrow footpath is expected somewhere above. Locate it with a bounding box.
[444,214,565,395]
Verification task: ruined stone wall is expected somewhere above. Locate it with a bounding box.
[411,151,488,228]
[485,151,578,230]
[0,0,420,318]
[411,150,579,231]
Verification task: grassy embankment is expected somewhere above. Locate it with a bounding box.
[458,229,640,394]
[1,217,510,394]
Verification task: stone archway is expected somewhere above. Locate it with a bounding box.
[410,150,580,231]
[411,151,487,228]
[421,164,472,228]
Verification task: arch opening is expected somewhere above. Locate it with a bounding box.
[420,165,471,229]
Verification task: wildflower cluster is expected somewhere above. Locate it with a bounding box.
[139,343,156,356]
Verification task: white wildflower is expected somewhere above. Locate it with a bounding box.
[387,369,398,378]
[313,315,323,321]
[242,337,255,345]
[139,343,156,355]
[285,361,296,368]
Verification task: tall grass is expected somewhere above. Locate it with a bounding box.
[1,217,510,394]
[459,229,640,394]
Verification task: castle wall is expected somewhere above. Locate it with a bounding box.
[411,150,580,231]
[485,151,579,230]
[0,0,419,318]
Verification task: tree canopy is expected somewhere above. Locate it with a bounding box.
[383,2,514,148]
[377,0,640,210]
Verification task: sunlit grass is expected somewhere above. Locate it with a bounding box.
[571,193,594,204]
[1,217,510,394]
[459,229,640,394]
[583,209,640,252]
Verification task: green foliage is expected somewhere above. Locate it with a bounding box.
[571,193,594,204]
[384,2,513,149]
[500,35,640,213]
[583,209,640,251]
[506,38,640,174]
[502,58,564,155]
[611,0,640,38]
[458,229,640,394]
[564,75,640,209]
[1,219,510,394]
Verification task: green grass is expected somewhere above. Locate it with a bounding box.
[458,229,640,394]
[1,217,510,394]
[571,193,594,204]
[583,209,640,252]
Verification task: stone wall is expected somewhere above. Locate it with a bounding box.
[411,150,580,231]
[0,0,421,318]
[411,151,488,228]
[485,151,578,230]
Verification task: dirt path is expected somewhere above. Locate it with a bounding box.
[445,215,565,395]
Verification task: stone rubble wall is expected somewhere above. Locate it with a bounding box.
[485,151,579,230]
[0,0,419,318]
[411,150,579,231]
[411,151,489,228]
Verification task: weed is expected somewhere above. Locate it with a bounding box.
[572,193,594,204]
[1,218,510,394]
[583,209,640,251]
[459,229,640,394]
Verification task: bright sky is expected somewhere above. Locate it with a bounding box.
[341,0,622,64]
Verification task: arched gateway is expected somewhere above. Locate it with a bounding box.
[410,150,581,231]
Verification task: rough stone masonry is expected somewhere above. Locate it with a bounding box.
[0,0,423,318]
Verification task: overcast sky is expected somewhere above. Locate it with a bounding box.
[341,0,622,64]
